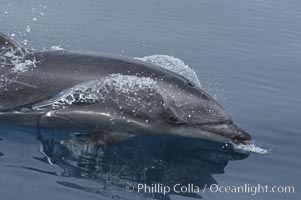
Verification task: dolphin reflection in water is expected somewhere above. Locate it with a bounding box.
[35,128,249,200]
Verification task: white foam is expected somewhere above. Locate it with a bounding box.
[0,47,37,90]
[232,143,270,154]
[12,58,36,73]
[136,55,201,87]
[3,48,36,73]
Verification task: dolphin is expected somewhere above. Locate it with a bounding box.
[0,32,251,145]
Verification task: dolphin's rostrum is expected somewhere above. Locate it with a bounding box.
[0,32,251,145]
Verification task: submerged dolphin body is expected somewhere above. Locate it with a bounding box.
[0,33,251,144]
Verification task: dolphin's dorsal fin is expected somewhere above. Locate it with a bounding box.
[0,32,21,49]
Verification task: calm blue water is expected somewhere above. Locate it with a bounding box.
[0,0,300,199]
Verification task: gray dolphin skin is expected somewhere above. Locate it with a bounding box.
[0,32,251,145]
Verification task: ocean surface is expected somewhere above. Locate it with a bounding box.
[0,0,300,199]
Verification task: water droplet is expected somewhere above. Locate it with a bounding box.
[26,25,31,33]
[22,39,28,45]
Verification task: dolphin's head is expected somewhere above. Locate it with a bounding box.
[148,76,252,145]
[95,74,252,145]
[113,75,251,145]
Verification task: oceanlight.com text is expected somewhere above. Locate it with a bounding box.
[125,183,295,196]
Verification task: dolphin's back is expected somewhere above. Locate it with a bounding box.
[0,50,189,111]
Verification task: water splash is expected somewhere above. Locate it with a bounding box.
[50,46,64,51]
[33,74,158,109]
[135,55,201,87]
[2,48,36,73]
[103,73,157,94]
[232,143,270,154]
[0,47,37,90]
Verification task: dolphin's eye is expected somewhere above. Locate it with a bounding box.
[167,115,186,125]
[167,116,178,123]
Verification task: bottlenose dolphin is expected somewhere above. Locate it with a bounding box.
[0,32,251,144]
